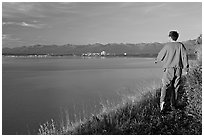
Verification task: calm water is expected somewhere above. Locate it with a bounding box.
[2,56,162,134]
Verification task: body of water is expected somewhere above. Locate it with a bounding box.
[2,56,162,134]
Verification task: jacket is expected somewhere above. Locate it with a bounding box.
[156,42,189,70]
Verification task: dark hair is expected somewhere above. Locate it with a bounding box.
[168,31,179,41]
[196,34,202,44]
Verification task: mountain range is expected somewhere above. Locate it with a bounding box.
[2,39,197,57]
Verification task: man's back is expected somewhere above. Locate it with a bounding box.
[157,42,188,69]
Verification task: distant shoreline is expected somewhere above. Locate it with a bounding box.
[2,53,196,60]
[2,53,157,57]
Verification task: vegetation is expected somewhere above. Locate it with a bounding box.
[185,62,202,122]
[38,61,202,135]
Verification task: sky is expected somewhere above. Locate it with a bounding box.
[2,2,202,48]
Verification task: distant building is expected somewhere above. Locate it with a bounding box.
[101,51,106,56]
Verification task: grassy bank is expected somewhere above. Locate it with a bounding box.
[38,62,202,135]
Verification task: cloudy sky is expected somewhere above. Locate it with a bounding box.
[2,2,202,48]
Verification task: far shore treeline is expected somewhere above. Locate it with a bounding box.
[2,38,197,59]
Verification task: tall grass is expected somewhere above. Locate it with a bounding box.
[184,62,202,121]
[38,63,202,135]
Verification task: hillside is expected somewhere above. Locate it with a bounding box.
[38,60,202,135]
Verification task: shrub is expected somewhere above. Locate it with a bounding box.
[185,63,202,121]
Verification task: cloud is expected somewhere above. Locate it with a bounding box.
[3,34,13,40]
[3,2,36,17]
[2,34,9,40]
[2,34,26,47]
[2,2,78,19]
[3,21,45,28]
[143,3,167,13]
[21,22,44,28]
[2,34,20,41]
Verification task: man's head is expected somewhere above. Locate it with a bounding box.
[168,31,179,41]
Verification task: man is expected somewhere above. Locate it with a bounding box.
[155,31,189,113]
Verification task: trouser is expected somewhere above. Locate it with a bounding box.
[160,67,182,108]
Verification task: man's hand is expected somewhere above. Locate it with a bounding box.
[154,59,158,64]
[183,68,189,75]
[183,71,188,75]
